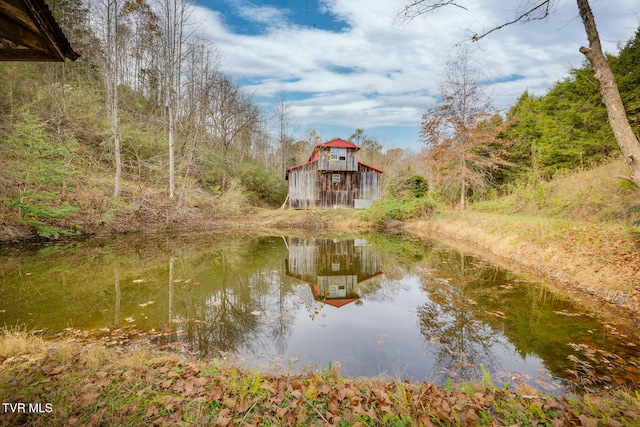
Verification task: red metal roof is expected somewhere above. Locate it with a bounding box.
[358,161,384,174]
[285,138,386,176]
[319,138,360,149]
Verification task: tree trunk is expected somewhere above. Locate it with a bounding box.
[169,104,175,199]
[460,154,466,210]
[577,0,640,188]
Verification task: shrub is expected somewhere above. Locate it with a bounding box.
[2,111,79,238]
[364,197,435,223]
[389,171,429,199]
[238,163,288,207]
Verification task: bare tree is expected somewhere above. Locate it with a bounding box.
[422,48,510,209]
[157,0,193,200]
[119,0,161,100]
[274,93,295,174]
[92,0,124,198]
[207,74,261,188]
[401,0,640,188]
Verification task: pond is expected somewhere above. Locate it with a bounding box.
[1,233,638,394]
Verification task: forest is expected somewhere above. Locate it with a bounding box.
[0,0,639,240]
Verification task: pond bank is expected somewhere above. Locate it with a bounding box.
[401,211,640,322]
[1,330,638,426]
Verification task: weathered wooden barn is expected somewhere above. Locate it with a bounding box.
[285,138,383,209]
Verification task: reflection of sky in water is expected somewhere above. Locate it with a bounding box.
[241,272,552,389]
[1,234,638,394]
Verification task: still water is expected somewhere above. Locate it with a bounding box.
[1,233,638,393]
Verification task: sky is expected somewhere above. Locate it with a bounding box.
[190,0,639,151]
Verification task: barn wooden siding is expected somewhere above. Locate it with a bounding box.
[288,164,381,209]
[318,170,356,208]
[317,147,358,171]
[287,163,317,209]
[358,163,381,200]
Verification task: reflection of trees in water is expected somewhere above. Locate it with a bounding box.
[170,241,304,358]
[359,276,410,304]
[184,276,262,357]
[417,250,499,383]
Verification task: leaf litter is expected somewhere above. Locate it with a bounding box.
[1,331,640,427]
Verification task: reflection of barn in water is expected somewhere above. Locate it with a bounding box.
[285,238,383,308]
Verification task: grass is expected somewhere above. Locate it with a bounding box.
[1,329,640,426]
[362,197,436,225]
[473,157,638,222]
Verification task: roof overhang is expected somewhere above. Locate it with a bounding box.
[0,0,79,61]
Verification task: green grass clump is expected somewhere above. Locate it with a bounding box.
[364,197,436,224]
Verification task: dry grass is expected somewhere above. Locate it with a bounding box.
[474,157,639,222]
[545,158,638,222]
[0,327,46,359]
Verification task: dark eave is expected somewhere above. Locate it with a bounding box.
[0,0,79,61]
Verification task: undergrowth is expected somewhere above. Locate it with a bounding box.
[363,197,436,224]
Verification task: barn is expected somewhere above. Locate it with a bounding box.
[285,138,383,209]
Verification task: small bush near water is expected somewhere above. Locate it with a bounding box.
[363,197,436,223]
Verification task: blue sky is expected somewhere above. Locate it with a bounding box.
[190,0,639,150]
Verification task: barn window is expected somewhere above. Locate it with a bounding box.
[332,174,340,183]
[330,148,346,161]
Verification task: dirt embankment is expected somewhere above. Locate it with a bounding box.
[403,211,640,322]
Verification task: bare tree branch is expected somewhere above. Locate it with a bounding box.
[474,1,555,41]
[398,1,558,42]
[399,0,468,22]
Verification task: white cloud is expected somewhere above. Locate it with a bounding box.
[193,0,640,149]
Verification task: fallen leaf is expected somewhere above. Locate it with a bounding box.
[194,377,210,387]
[251,311,261,316]
[138,301,156,307]
[578,415,599,427]
[81,392,100,407]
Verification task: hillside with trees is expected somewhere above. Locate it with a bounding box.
[0,0,413,240]
[419,26,640,220]
[1,0,639,241]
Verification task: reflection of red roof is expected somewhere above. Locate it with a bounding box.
[320,298,358,308]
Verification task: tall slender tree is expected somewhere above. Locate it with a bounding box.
[157,0,193,200]
[421,49,510,208]
[92,0,124,198]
